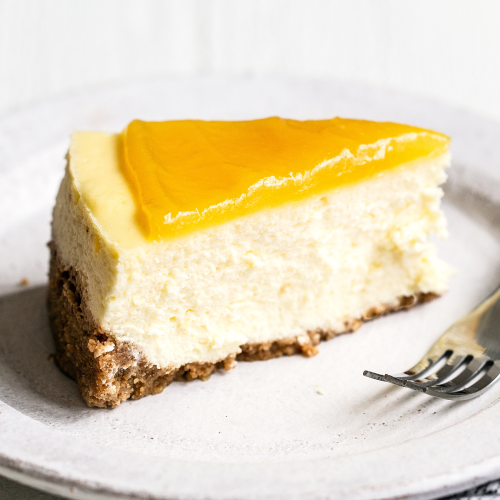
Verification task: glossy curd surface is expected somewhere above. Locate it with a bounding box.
[120,117,449,240]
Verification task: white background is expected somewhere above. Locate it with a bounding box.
[1,0,500,123]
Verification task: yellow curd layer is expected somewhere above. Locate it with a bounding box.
[120,117,450,241]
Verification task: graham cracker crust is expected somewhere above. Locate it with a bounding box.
[47,242,438,408]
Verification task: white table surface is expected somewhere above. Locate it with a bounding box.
[1,0,500,123]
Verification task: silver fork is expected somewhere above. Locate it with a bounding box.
[363,286,500,400]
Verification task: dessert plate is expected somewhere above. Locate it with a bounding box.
[1,77,500,500]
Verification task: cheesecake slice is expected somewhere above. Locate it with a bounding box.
[48,117,453,408]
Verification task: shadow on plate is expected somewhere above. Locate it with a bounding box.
[0,285,88,416]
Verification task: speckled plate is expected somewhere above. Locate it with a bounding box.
[1,77,500,500]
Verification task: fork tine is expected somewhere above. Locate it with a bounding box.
[363,370,386,382]
[425,362,500,401]
[381,350,454,388]
[430,358,493,394]
[402,349,454,381]
[384,374,408,387]
[406,354,474,390]
[456,361,500,395]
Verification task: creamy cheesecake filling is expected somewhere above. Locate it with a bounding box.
[52,132,453,370]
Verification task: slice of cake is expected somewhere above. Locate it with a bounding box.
[48,117,453,408]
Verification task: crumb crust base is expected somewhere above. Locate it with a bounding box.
[47,242,438,408]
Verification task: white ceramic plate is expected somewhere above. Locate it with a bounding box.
[1,77,500,500]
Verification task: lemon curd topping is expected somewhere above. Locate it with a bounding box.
[120,117,449,241]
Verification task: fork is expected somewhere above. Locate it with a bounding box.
[363,286,500,400]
